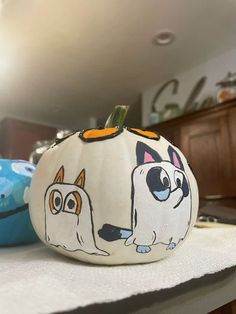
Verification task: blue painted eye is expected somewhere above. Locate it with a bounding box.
[146,167,171,201]
[11,162,35,177]
[153,189,170,201]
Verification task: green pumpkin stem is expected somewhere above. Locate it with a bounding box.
[105,105,129,129]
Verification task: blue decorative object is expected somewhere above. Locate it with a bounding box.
[0,159,38,246]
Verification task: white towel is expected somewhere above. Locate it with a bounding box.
[0,227,236,314]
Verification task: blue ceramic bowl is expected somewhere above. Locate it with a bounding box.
[0,159,38,246]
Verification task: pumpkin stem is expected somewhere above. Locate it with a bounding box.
[105,105,129,129]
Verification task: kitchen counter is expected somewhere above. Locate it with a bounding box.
[1,227,236,314]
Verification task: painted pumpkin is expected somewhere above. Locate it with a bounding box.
[0,159,38,246]
[29,107,198,265]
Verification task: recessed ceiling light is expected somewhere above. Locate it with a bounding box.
[153,30,175,46]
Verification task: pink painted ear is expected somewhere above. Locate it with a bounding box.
[136,141,162,165]
[144,152,155,163]
[168,146,184,170]
[173,152,181,169]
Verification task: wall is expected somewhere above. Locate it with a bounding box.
[97,98,142,128]
[0,111,91,131]
[142,47,236,127]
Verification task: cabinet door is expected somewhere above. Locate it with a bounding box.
[228,106,236,178]
[0,119,57,160]
[152,124,180,147]
[180,111,232,197]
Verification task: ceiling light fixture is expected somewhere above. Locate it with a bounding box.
[153,30,175,46]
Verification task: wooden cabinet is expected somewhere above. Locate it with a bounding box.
[180,110,232,197]
[0,118,57,160]
[147,99,236,199]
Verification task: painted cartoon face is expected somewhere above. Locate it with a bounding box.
[146,165,189,204]
[44,166,108,256]
[0,160,38,246]
[125,142,192,251]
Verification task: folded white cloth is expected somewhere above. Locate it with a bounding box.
[1,227,236,314]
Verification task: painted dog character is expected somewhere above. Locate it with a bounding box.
[45,166,108,255]
[99,141,191,253]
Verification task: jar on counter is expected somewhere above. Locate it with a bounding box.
[149,110,163,125]
[29,130,73,164]
[162,103,181,121]
[216,72,236,104]
[29,140,53,164]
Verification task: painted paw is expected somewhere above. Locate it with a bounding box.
[136,245,151,254]
[166,242,176,250]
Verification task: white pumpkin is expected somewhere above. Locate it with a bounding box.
[29,123,199,265]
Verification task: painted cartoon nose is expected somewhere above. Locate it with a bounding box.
[0,177,13,199]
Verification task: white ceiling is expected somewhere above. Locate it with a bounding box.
[0,0,236,128]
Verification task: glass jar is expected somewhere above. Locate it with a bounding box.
[162,103,181,121]
[29,130,73,164]
[29,140,53,164]
[149,111,163,125]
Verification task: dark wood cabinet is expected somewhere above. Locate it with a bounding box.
[180,110,233,197]
[147,99,236,200]
[0,118,57,160]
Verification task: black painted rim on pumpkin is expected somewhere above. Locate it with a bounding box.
[53,127,160,145]
[50,132,76,148]
[79,127,160,142]
[79,127,123,142]
[126,127,160,141]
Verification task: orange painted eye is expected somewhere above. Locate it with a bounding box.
[127,128,160,140]
[63,191,82,215]
[79,127,123,142]
[49,190,63,215]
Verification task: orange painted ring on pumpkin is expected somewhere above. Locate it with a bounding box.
[79,127,123,142]
[127,128,160,140]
